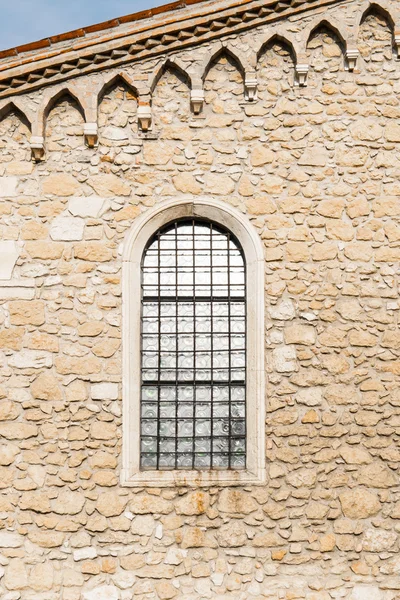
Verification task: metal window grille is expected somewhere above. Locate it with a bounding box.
[140,218,246,470]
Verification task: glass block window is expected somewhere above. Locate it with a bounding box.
[140,219,246,471]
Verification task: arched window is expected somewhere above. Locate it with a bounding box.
[141,219,246,471]
[122,199,265,487]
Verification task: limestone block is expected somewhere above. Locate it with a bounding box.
[129,495,172,515]
[350,586,382,600]
[0,241,19,279]
[284,324,316,345]
[19,491,51,512]
[298,146,328,167]
[296,387,323,406]
[250,144,274,166]
[0,176,18,197]
[0,444,19,466]
[173,173,201,194]
[273,346,297,373]
[217,489,258,514]
[29,562,54,592]
[103,126,128,140]
[217,521,247,547]
[74,242,112,262]
[31,372,62,400]
[88,174,131,197]
[0,401,20,421]
[25,241,64,260]
[357,463,398,488]
[68,196,106,218]
[339,489,381,518]
[0,423,37,440]
[269,300,295,320]
[4,559,28,590]
[74,547,98,561]
[96,492,127,517]
[340,446,372,465]
[90,421,117,440]
[0,532,24,548]
[204,173,235,195]
[362,529,397,552]
[52,491,85,515]
[8,350,52,369]
[91,382,118,400]
[50,215,85,241]
[175,492,210,516]
[42,174,80,196]
[131,515,155,536]
[83,585,120,600]
[9,300,45,326]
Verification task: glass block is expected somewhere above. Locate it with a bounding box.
[231,402,245,418]
[196,354,211,369]
[213,419,229,436]
[196,403,211,418]
[232,387,245,401]
[143,336,159,351]
[142,319,158,334]
[159,454,176,469]
[231,438,246,453]
[160,318,175,333]
[141,438,157,453]
[213,352,229,369]
[159,438,176,453]
[160,304,176,317]
[195,439,211,453]
[160,403,176,418]
[197,335,211,351]
[213,387,229,402]
[232,352,245,368]
[178,335,194,351]
[214,403,230,418]
[178,403,194,418]
[232,420,245,436]
[160,369,177,381]
[141,454,157,469]
[213,454,230,468]
[213,438,229,452]
[195,419,211,436]
[177,454,193,468]
[231,454,246,469]
[143,369,158,381]
[142,303,159,317]
[142,387,158,401]
[214,318,229,333]
[196,317,212,332]
[142,420,157,436]
[177,318,194,333]
[177,438,193,452]
[195,454,211,468]
[178,387,194,401]
[196,387,211,402]
[160,387,176,401]
[160,420,176,437]
[232,335,245,350]
[178,420,193,437]
[178,353,194,369]
[142,403,158,418]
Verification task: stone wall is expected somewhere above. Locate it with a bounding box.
[0,6,400,600]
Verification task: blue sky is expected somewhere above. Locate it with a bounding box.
[0,1,161,49]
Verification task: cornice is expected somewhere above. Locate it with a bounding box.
[0,0,344,99]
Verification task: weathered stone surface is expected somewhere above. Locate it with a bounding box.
[91,382,118,400]
[273,346,297,373]
[357,463,398,488]
[88,174,130,196]
[83,585,120,600]
[9,300,45,326]
[69,196,106,217]
[176,491,210,515]
[31,372,62,400]
[42,174,80,196]
[339,489,381,519]
[50,215,85,241]
[173,173,201,194]
[74,242,112,262]
[96,492,127,517]
[362,528,397,552]
[218,489,258,514]
[129,495,172,515]
[0,423,38,440]
[52,491,85,515]
[0,241,19,279]
[0,176,18,197]
[284,324,316,345]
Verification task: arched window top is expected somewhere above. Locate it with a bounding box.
[122,198,265,487]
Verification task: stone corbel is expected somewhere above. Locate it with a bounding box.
[30,136,45,162]
[191,88,205,114]
[84,123,98,147]
[295,56,309,87]
[395,30,400,58]
[245,73,258,102]
[138,102,152,132]
[345,46,359,71]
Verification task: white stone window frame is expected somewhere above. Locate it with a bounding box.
[121,197,266,487]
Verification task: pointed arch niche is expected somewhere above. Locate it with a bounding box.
[121,198,266,487]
